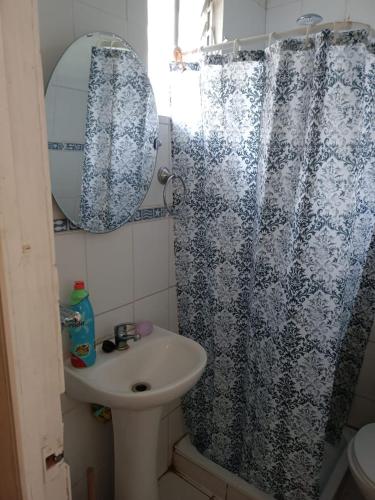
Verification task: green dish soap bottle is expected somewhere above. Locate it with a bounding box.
[68,280,96,368]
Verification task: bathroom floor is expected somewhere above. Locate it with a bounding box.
[334,472,365,500]
[160,472,213,500]
[159,470,365,500]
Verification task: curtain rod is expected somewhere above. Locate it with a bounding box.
[174,0,180,48]
[183,20,374,56]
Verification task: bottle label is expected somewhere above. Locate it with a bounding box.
[74,343,90,358]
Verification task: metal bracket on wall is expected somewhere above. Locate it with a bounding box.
[157,167,187,215]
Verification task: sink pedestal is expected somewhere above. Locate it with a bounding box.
[112,406,163,500]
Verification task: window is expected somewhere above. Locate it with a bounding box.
[147,0,175,116]
[147,0,208,116]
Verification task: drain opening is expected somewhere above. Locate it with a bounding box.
[131,382,151,393]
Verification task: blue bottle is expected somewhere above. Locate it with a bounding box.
[68,280,96,368]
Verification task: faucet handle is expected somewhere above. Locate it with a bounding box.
[114,322,136,338]
[114,323,140,350]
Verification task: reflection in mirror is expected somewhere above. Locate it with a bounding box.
[46,33,159,233]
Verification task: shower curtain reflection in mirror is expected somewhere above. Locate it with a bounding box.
[80,46,157,232]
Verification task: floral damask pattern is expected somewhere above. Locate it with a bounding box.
[80,46,158,232]
[171,30,375,499]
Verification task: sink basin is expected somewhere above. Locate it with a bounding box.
[64,325,207,500]
[64,325,206,410]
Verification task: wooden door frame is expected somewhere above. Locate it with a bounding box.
[0,287,23,499]
[0,0,70,499]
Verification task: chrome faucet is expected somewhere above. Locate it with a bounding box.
[59,304,83,328]
[114,323,141,350]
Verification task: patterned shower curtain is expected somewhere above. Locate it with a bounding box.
[80,46,157,232]
[171,30,375,500]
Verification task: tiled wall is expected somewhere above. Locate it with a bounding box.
[222,0,266,41]
[38,1,185,498]
[266,0,375,33]
[39,0,375,496]
[54,122,178,350]
[38,0,147,84]
[54,117,181,499]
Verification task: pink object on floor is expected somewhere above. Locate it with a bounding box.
[135,321,154,336]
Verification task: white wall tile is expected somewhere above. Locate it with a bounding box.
[133,219,169,299]
[38,0,75,84]
[61,392,79,415]
[55,231,87,303]
[159,472,211,500]
[156,120,171,171]
[95,303,134,341]
[61,329,71,358]
[64,403,113,486]
[141,121,171,209]
[266,1,302,32]
[169,287,178,334]
[168,406,187,463]
[73,1,127,40]
[134,290,169,330]
[355,341,375,400]
[348,0,375,28]
[267,0,299,8]
[266,0,374,35]
[126,0,148,66]
[158,115,171,125]
[348,395,375,428]
[86,224,134,314]
[223,0,266,39]
[76,0,126,18]
[301,0,346,23]
[173,453,226,499]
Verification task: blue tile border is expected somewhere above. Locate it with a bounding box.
[134,206,168,221]
[54,206,168,233]
[48,142,85,152]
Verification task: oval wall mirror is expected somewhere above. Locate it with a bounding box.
[46,32,159,233]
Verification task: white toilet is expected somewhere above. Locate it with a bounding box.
[348,423,375,499]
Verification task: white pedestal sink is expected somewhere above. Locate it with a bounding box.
[64,326,207,500]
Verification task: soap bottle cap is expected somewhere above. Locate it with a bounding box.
[74,280,85,290]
